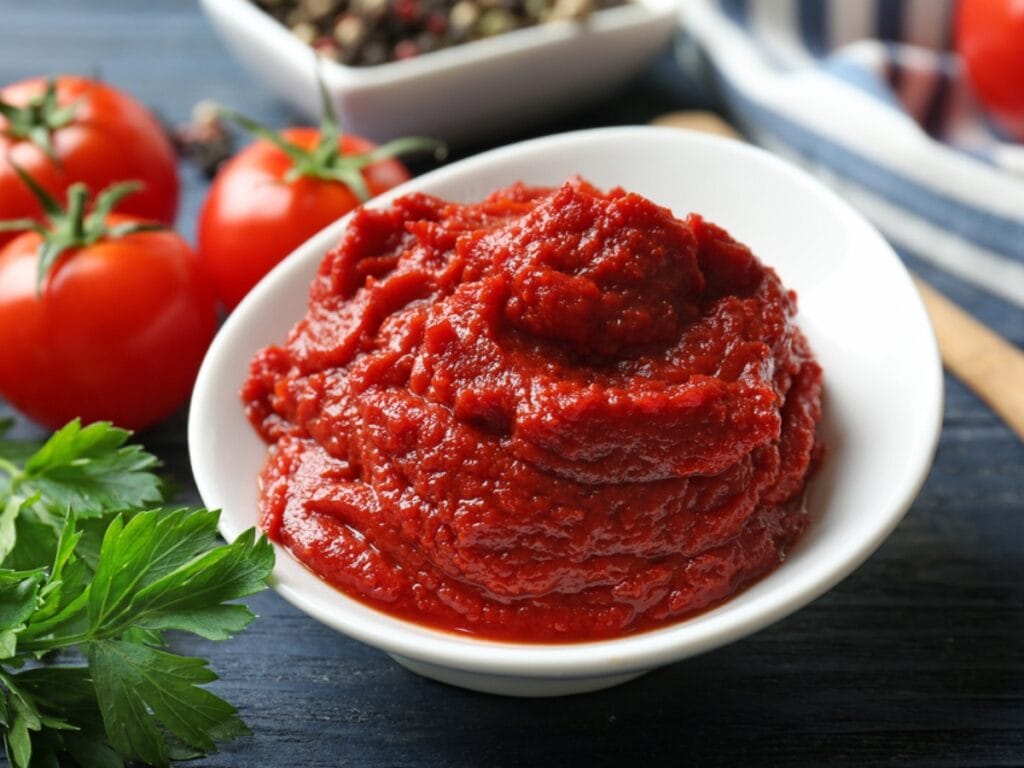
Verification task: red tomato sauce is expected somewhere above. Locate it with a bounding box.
[243,179,824,642]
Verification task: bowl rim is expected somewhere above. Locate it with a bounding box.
[189,125,943,678]
[199,0,680,87]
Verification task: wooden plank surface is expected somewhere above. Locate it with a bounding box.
[2,2,1023,766]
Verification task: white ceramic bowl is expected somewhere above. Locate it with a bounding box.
[198,0,678,144]
[189,126,943,697]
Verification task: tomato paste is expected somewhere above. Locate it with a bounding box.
[243,179,823,642]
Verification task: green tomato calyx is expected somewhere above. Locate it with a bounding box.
[0,78,78,162]
[0,164,162,296]
[219,75,446,202]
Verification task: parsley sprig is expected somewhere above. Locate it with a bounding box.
[0,418,273,767]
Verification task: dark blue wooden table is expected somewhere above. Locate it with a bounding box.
[2,2,1023,766]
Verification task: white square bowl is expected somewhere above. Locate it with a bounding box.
[198,0,679,143]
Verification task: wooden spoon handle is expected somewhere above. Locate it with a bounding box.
[651,110,1024,443]
[914,277,1024,440]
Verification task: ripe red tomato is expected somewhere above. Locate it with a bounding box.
[956,0,1024,140]
[0,215,216,431]
[0,76,179,247]
[198,128,412,310]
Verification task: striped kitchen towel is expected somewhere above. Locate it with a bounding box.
[679,0,1024,311]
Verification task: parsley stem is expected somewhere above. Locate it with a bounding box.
[0,457,20,479]
[18,631,90,653]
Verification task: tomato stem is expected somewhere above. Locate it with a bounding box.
[0,163,162,296]
[66,185,89,241]
[218,72,446,202]
[0,78,78,162]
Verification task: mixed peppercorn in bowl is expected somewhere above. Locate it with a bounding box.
[253,0,632,66]
[198,0,677,142]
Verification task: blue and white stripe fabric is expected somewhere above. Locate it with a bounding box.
[679,0,1024,310]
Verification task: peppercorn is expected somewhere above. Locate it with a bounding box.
[291,20,319,43]
[251,0,628,66]
[168,100,236,179]
[544,0,593,22]
[448,1,479,35]
[333,14,366,48]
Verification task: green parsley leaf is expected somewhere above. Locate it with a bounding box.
[15,666,95,727]
[88,510,271,641]
[0,418,273,767]
[87,509,221,632]
[0,505,64,573]
[67,510,128,573]
[89,640,248,767]
[0,496,25,565]
[4,703,33,767]
[14,666,120,768]
[120,626,165,646]
[123,527,273,641]
[21,730,61,768]
[0,419,164,579]
[19,420,162,517]
[44,512,80,592]
[0,671,42,768]
[0,569,46,634]
[0,569,46,660]
[21,516,89,641]
[61,731,123,768]
[19,572,88,649]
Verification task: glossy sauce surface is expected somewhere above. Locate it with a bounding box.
[243,180,823,641]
